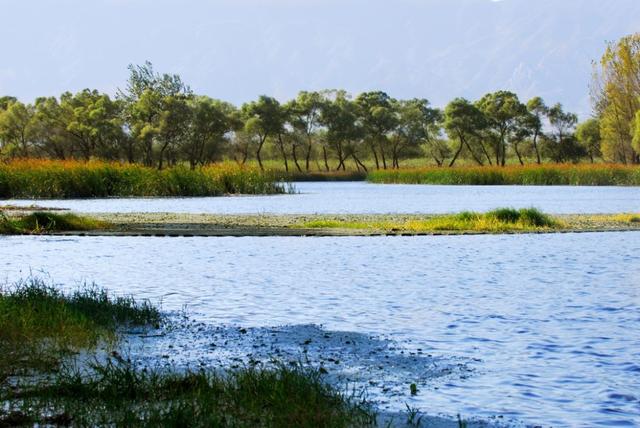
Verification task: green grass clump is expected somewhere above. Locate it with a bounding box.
[367,164,640,186]
[0,211,109,234]
[0,278,160,378]
[302,208,560,233]
[0,159,287,198]
[3,357,374,427]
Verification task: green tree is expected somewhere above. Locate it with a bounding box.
[59,90,125,160]
[443,98,488,167]
[576,118,602,163]
[0,100,35,157]
[287,91,325,171]
[526,97,548,164]
[391,99,442,168]
[320,91,365,171]
[591,33,640,163]
[355,91,398,169]
[544,104,583,163]
[241,96,284,170]
[185,96,236,168]
[119,62,192,168]
[476,91,527,166]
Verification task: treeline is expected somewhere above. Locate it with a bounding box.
[1,32,638,171]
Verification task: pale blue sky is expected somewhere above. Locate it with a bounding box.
[1,0,638,116]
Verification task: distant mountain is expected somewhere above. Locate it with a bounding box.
[1,0,638,118]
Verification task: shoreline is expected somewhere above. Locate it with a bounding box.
[3,210,639,237]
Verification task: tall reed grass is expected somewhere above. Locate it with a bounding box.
[0,159,287,198]
[367,164,640,186]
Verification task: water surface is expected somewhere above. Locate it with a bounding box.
[2,232,639,427]
[5,182,640,214]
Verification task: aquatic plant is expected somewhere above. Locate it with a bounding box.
[367,164,640,186]
[0,159,287,198]
[2,356,375,428]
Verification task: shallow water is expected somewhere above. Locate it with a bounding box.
[2,232,639,427]
[5,182,640,214]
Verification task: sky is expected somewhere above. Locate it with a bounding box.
[1,0,638,117]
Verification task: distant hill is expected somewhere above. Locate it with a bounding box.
[1,0,638,118]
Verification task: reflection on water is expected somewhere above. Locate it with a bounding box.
[2,232,639,426]
[5,182,640,214]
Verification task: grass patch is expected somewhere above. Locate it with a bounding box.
[0,278,160,379]
[302,208,561,233]
[2,357,374,427]
[0,159,287,198]
[0,211,109,234]
[367,164,640,186]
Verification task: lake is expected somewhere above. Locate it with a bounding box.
[5,181,640,214]
[2,231,639,427]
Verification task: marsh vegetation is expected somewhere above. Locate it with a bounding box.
[0,279,378,427]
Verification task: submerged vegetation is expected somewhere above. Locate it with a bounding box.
[302,208,561,233]
[0,159,286,198]
[367,164,640,186]
[0,211,108,234]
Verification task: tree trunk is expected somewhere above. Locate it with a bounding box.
[256,136,266,171]
[322,146,330,171]
[370,143,380,169]
[514,142,524,166]
[379,141,387,169]
[532,131,541,164]
[277,134,289,172]
[448,140,464,167]
[292,145,302,172]
[352,153,368,172]
[305,139,313,171]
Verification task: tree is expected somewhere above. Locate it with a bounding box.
[59,90,126,160]
[476,91,527,166]
[526,97,548,164]
[119,62,192,168]
[31,96,71,159]
[241,96,284,170]
[0,96,18,111]
[443,98,487,167]
[320,91,365,171]
[544,103,583,163]
[287,91,325,171]
[185,96,235,168]
[0,100,35,157]
[576,118,602,163]
[391,99,442,168]
[591,33,640,164]
[355,91,398,169]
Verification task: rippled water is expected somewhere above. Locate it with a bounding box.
[5,182,640,214]
[2,232,639,427]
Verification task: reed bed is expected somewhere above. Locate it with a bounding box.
[367,164,640,186]
[0,160,286,198]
